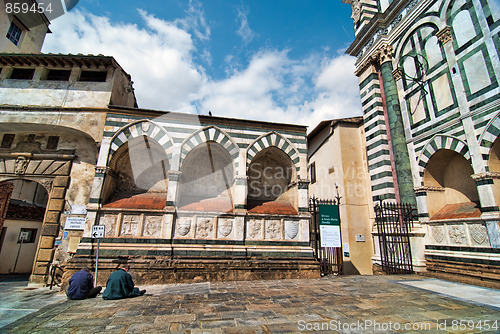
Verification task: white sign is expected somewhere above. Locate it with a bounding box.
[320,225,341,248]
[71,205,87,215]
[91,225,105,238]
[65,217,86,230]
[19,231,30,241]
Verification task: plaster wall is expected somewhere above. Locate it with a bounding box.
[0,11,48,53]
[0,219,42,274]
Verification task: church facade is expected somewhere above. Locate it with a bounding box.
[345,0,500,286]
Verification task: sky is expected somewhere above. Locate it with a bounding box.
[42,0,362,130]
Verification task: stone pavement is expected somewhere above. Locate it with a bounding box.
[1,275,499,333]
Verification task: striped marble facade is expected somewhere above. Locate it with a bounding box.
[347,0,500,281]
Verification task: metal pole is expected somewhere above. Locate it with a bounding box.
[13,238,23,273]
[94,238,99,287]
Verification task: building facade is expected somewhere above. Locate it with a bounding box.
[0,52,319,285]
[308,117,375,275]
[345,0,500,286]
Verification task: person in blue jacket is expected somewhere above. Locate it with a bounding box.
[102,264,146,300]
[66,267,102,300]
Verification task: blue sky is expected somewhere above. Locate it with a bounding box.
[43,0,362,129]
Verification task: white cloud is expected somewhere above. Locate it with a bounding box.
[43,9,361,131]
[236,6,256,45]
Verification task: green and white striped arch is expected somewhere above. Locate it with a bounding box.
[180,126,240,173]
[479,113,500,171]
[417,134,470,185]
[109,120,174,161]
[246,132,300,174]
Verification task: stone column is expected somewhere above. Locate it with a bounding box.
[377,44,417,207]
[166,170,181,209]
[85,138,112,236]
[30,176,69,285]
[471,173,500,248]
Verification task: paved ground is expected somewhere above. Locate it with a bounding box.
[1,274,499,333]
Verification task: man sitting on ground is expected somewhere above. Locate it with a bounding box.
[102,264,146,300]
[66,267,102,300]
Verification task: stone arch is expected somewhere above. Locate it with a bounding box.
[417,134,471,185]
[180,126,239,173]
[246,132,300,176]
[394,20,443,64]
[479,111,500,170]
[109,120,174,163]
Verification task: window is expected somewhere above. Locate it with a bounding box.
[310,162,317,184]
[18,228,38,243]
[6,21,22,46]
[46,69,71,81]
[1,134,15,149]
[79,70,107,82]
[10,68,35,80]
[46,136,59,150]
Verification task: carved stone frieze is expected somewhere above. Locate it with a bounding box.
[121,215,139,236]
[196,218,214,239]
[100,214,117,237]
[247,219,263,239]
[469,224,489,245]
[218,218,233,237]
[431,225,445,243]
[177,217,192,236]
[143,216,162,237]
[449,225,466,244]
[471,172,500,181]
[285,220,299,239]
[266,220,282,240]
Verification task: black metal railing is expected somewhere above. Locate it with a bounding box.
[374,202,416,274]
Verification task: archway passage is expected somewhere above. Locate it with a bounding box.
[0,180,48,274]
[178,141,234,212]
[104,136,169,210]
[424,149,480,219]
[247,147,297,214]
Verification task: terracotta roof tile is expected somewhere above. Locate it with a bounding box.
[179,198,233,212]
[430,202,481,220]
[104,193,167,210]
[248,201,298,215]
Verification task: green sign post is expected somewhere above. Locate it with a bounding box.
[318,204,341,247]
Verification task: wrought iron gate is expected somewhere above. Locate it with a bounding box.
[309,197,342,275]
[374,202,415,274]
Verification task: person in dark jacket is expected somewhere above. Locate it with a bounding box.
[102,265,146,300]
[66,267,102,300]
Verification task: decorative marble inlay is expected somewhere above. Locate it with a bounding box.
[469,224,489,245]
[266,220,281,239]
[196,218,214,238]
[177,217,192,236]
[431,226,444,243]
[143,216,162,237]
[100,214,117,237]
[121,215,139,236]
[218,218,233,237]
[449,225,466,244]
[248,219,263,239]
[285,220,299,239]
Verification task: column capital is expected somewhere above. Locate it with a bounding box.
[375,44,394,65]
[436,26,453,45]
[392,67,403,81]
